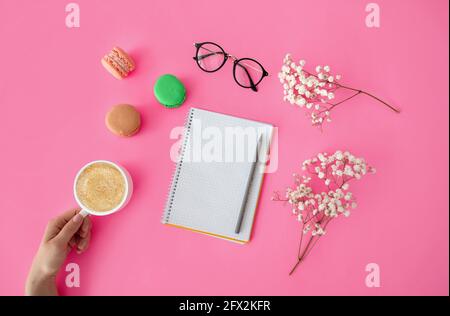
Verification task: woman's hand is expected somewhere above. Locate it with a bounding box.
[25,208,92,296]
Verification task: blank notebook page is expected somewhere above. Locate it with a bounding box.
[162,108,273,243]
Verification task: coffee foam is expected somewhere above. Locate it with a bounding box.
[76,162,126,212]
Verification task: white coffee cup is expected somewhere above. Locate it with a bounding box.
[73,160,133,217]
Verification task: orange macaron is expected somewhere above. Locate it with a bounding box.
[105,104,141,137]
[101,47,136,79]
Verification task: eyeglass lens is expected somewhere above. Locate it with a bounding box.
[196,43,226,72]
[234,59,265,88]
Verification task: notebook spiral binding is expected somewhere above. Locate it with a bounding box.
[162,108,195,224]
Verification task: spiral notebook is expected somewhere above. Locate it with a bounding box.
[162,108,273,243]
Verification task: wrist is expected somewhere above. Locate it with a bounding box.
[25,272,58,296]
[25,263,58,296]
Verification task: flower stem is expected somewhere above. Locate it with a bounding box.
[289,260,302,276]
[326,91,362,112]
[337,83,401,113]
[290,234,315,275]
[289,218,332,276]
[302,69,401,113]
[297,223,305,258]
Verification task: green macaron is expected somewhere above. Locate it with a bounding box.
[153,74,186,108]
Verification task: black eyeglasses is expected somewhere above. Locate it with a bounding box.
[193,42,268,92]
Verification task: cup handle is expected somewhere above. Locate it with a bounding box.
[79,209,90,217]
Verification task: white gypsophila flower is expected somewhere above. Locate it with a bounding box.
[279,54,398,130]
[335,151,344,160]
[276,151,374,245]
[303,224,311,234]
[278,56,345,128]
[318,153,326,162]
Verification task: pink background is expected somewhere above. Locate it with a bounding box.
[0,0,448,296]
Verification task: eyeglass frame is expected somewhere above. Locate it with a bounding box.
[193,42,269,92]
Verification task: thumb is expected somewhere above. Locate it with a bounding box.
[55,213,84,244]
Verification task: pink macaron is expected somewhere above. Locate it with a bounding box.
[101,47,136,80]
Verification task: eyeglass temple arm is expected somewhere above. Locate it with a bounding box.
[194,51,226,61]
[194,45,226,61]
